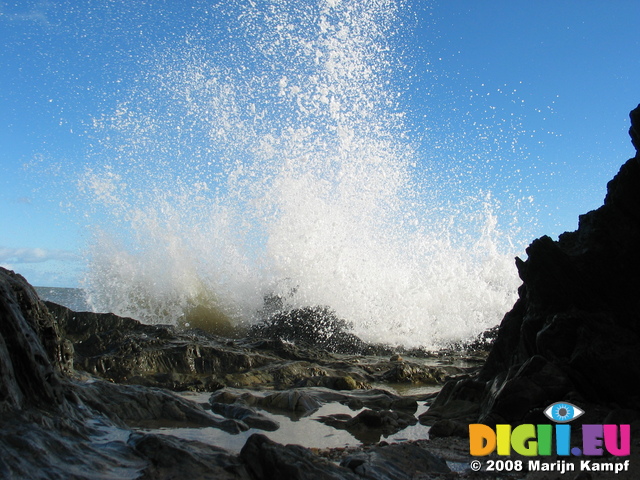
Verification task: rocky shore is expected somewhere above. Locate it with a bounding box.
[1,264,476,479]
[1,105,640,479]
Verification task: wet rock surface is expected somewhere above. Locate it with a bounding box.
[128,432,252,480]
[249,305,387,356]
[240,433,359,480]
[209,386,426,416]
[340,443,451,478]
[77,380,249,433]
[318,408,419,443]
[47,299,467,394]
[210,401,280,431]
[0,269,69,413]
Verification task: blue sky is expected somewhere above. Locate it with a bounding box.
[1,0,639,288]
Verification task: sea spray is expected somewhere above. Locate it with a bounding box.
[80,0,524,349]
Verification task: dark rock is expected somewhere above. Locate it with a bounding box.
[419,376,483,425]
[480,355,575,424]
[210,388,324,417]
[76,380,247,433]
[47,301,277,390]
[248,337,335,362]
[209,388,259,406]
[317,387,420,412]
[0,268,251,478]
[295,374,370,390]
[260,389,323,414]
[0,268,70,412]
[210,402,280,431]
[47,301,453,392]
[128,432,251,480]
[249,305,371,354]
[210,386,422,431]
[318,409,418,443]
[360,356,462,386]
[630,103,640,151]
[428,418,468,438]
[379,361,446,384]
[239,433,358,480]
[0,413,147,479]
[340,443,450,478]
[346,409,416,431]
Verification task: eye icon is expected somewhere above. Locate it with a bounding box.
[544,402,584,423]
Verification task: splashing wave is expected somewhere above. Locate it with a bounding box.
[79,0,523,349]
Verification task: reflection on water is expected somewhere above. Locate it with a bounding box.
[138,390,434,454]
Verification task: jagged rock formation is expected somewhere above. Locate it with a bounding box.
[0,269,70,413]
[45,300,459,392]
[423,104,640,429]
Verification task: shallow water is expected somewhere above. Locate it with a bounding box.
[139,385,439,454]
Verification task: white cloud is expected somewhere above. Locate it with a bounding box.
[0,4,53,27]
[0,246,79,264]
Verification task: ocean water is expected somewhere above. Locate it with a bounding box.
[74,0,526,349]
[35,286,91,313]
